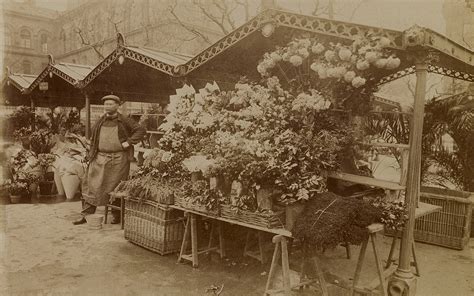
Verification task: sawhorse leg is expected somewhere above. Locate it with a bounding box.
[351,223,387,296]
[244,230,267,264]
[264,236,328,296]
[178,213,225,268]
[264,235,291,296]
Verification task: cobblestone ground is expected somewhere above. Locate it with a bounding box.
[1,200,472,296]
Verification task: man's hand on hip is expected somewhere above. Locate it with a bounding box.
[121,142,130,149]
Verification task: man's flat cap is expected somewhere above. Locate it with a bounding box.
[101,95,121,103]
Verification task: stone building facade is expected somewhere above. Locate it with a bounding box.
[1,0,225,76]
[1,0,58,74]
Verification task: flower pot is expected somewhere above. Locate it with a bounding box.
[29,183,38,195]
[285,202,305,232]
[44,171,55,182]
[54,170,65,197]
[10,195,22,204]
[85,214,104,230]
[257,187,274,211]
[191,172,202,183]
[230,180,244,204]
[61,174,81,200]
[61,175,81,199]
[39,181,55,196]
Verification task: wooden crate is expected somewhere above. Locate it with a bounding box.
[411,187,473,250]
[124,199,184,255]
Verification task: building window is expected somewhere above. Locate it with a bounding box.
[20,29,31,48]
[40,34,48,53]
[22,60,32,74]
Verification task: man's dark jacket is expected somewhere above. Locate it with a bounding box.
[88,113,146,161]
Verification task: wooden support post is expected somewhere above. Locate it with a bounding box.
[191,214,198,268]
[218,222,226,258]
[85,93,91,139]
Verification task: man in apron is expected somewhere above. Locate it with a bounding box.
[73,95,146,225]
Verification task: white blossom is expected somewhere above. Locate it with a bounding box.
[351,76,366,88]
[338,48,352,61]
[311,43,325,54]
[344,71,356,83]
[289,55,303,66]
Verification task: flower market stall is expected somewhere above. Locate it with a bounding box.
[2,7,472,296]
[110,8,472,296]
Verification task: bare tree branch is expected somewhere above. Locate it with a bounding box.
[168,1,213,44]
[236,0,250,21]
[74,27,105,59]
[349,0,367,21]
[194,0,229,35]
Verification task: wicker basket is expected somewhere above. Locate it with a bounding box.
[173,194,220,217]
[387,187,473,250]
[124,198,184,255]
[220,204,286,229]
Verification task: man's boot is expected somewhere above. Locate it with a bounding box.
[73,217,87,225]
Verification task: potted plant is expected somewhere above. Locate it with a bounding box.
[37,153,57,199]
[3,179,30,204]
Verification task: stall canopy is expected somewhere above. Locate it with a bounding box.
[80,33,193,105]
[2,68,37,105]
[22,55,94,108]
[177,9,473,89]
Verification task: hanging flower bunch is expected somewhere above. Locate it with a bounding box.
[257,35,401,113]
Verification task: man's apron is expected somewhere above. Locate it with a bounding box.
[82,126,129,206]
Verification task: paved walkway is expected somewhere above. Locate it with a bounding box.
[1,201,472,295]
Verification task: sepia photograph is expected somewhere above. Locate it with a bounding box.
[0,0,473,295]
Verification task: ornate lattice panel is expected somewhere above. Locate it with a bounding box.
[81,51,119,87]
[428,65,474,82]
[25,66,53,94]
[183,13,270,74]
[272,10,403,48]
[182,9,404,75]
[378,66,416,85]
[122,47,177,76]
[51,66,78,86]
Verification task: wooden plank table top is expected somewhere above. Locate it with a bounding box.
[170,205,292,237]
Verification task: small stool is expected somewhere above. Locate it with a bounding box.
[104,193,125,230]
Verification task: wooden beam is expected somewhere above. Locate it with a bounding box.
[327,172,405,191]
